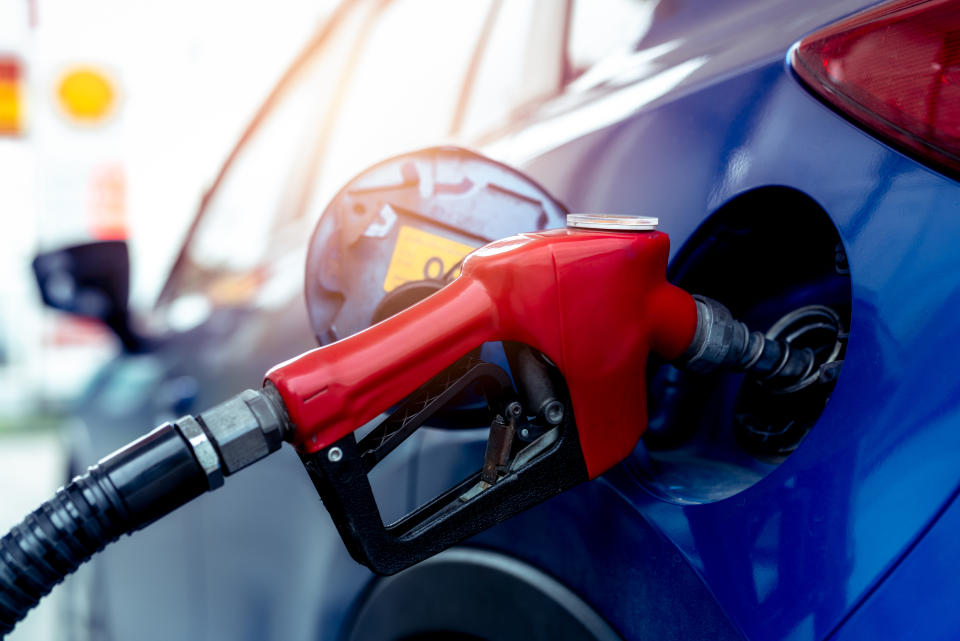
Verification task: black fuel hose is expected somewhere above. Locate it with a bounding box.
[0,387,290,637]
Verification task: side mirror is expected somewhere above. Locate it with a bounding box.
[32,240,146,352]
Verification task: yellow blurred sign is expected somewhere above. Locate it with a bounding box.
[383,226,475,292]
[0,59,23,135]
[57,67,116,123]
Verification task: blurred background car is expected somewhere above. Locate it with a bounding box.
[7,0,960,640]
[0,0,336,639]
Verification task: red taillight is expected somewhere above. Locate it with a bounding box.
[792,0,960,177]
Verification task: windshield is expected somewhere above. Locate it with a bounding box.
[155,1,378,322]
[156,0,495,331]
[306,0,493,212]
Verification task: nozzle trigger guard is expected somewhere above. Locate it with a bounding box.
[298,357,589,575]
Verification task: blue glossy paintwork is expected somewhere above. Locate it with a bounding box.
[69,1,960,640]
[829,485,960,640]
[476,54,960,641]
[415,431,746,640]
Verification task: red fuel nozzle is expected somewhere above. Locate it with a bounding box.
[0,209,823,633]
[267,224,697,479]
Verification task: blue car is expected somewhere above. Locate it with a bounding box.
[36,0,960,639]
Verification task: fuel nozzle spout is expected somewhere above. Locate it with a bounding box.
[675,295,817,388]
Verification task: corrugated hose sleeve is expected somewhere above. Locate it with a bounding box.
[0,422,208,637]
[0,465,128,635]
[0,386,290,638]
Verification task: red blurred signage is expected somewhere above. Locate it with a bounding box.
[0,58,23,135]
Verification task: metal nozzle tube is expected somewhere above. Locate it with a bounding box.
[674,295,815,387]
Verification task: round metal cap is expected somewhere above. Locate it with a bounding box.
[566,213,659,231]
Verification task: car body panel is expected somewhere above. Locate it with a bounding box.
[479,54,960,641]
[66,0,960,640]
[829,485,960,641]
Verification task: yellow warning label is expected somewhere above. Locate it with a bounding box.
[383,225,476,292]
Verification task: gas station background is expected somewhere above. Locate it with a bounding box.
[0,0,334,411]
[0,3,333,639]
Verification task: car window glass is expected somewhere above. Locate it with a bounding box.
[93,355,165,417]
[457,0,566,140]
[160,2,375,311]
[309,0,493,210]
[568,0,656,78]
